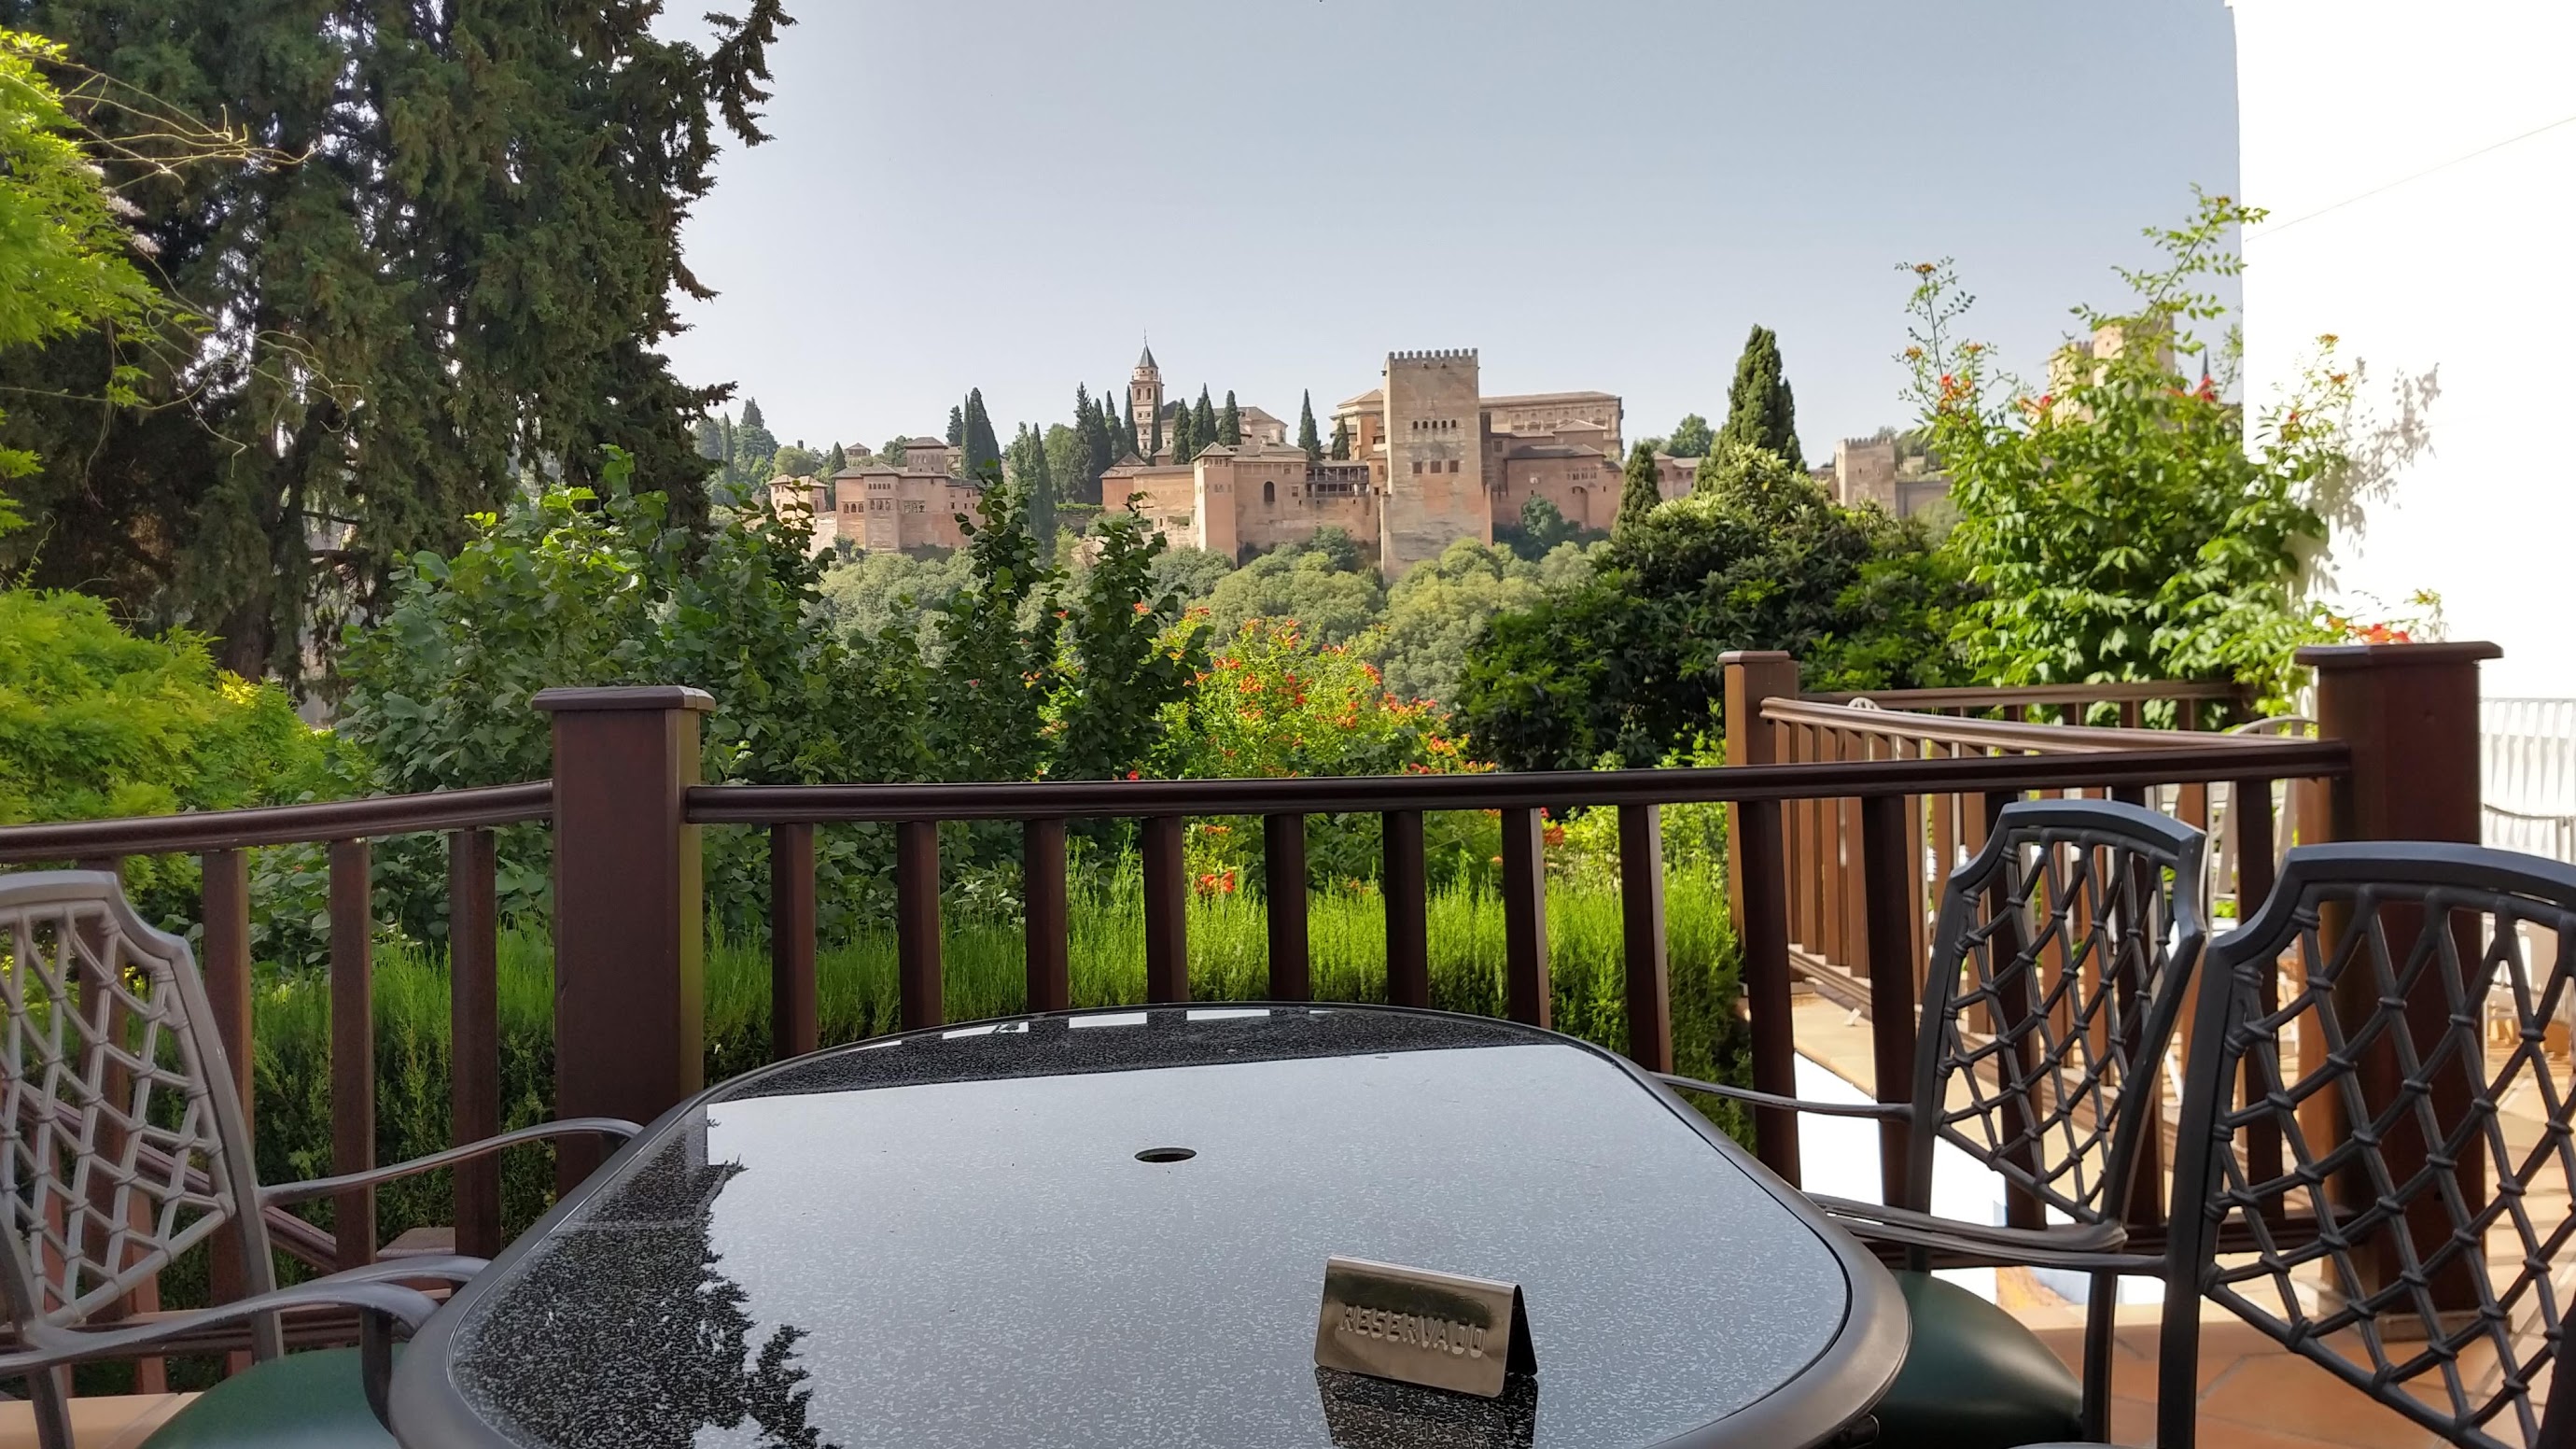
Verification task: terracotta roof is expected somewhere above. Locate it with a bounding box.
[1336,387,1384,410]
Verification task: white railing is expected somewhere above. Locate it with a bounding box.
[2483,698,2576,863]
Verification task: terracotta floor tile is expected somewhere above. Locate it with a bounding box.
[2197,1355,2444,1449]
[0,1394,193,1449]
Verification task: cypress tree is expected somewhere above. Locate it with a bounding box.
[1150,400,1166,460]
[1297,391,1322,462]
[1169,402,1195,463]
[1191,387,1216,454]
[1219,390,1241,446]
[825,442,847,475]
[1014,423,1057,546]
[1102,394,1127,461]
[1718,325,1805,471]
[961,389,1004,481]
[1330,415,1351,460]
[947,405,967,447]
[1617,443,1663,534]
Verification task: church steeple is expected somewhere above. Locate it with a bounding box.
[1129,337,1165,457]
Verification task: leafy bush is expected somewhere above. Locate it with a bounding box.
[1457,445,1971,770]
[1900,190,2342,710]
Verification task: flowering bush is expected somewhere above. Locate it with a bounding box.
[1901,190,2346,714]
[1160,618,1491,891]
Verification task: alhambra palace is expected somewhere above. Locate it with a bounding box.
[777,345,1934,575]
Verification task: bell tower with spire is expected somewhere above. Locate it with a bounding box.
[1129,341,1165,458]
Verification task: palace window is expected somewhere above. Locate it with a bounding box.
[1263,480,1275,503]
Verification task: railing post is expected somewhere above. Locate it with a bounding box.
[896,819,943,1031]
[2297,640,2499,1315]
[329,837,375,1271]
[1724,652,1803,1185]
[1025,819,1071,1014]
[535,686,713,1193]
[770,823,818,1057]
[1264,815,1309,1002]
[1383,810,1429,1008]
[448,829,503,1259]
[199,850,253,1358]
[1618,804,1671,1072]
[1142,815,1188,1003]
[1858,794,1916,1204]
[1721,651,1800,928]
[1500,807,1549,1028]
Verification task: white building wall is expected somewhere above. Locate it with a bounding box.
[2230,0,2576,696]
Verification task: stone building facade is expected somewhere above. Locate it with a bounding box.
[770,437,984,556]
[1113,346,1648,574]
[1819,437,1949,520]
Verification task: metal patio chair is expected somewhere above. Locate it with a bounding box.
[0,870,637,1448]
[1662,798,2209,1447]
[2025,842,2576,1449]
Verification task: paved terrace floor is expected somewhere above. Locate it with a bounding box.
[7,992,2563,1448]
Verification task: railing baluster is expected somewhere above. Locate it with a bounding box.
[769,823,818,1058]
[897,820,943,1030]
[1619,804,1672,1072]
[1860,792,1918,1205]
[199,849,254,1372]
[1025,819,1071,1014]
[1141,816,1187,1004]
[329,837,375,1272]
[1263,814,1309,1002]
[2233,776,2282,1190]
[1499,807,1549,1028]
[1738,798,1799,1183]
[1381,810,1428,1008]
[448,829,503,1260]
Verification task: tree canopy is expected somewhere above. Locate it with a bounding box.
[1719,325,1804,471]
[0,2,793,681]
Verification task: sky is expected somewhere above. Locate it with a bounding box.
[656,1,2242,463]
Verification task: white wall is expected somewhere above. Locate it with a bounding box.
[2231,0,2576,696]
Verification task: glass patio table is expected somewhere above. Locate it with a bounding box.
[390,1005,1906,1449]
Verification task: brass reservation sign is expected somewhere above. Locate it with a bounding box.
[1312,1256,1535,1399]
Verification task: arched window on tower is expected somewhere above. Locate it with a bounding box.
[1263,480,1276,504]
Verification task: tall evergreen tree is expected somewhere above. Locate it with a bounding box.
[1718,325,1805,471]
[1149,400,1166,460]
[824,442,847,475]
[1191,387,1216,454]
[961,389,1003,481]
[1011,422,1057,546]
[1218,389,1240,446]
[0,1,793,677]
[1297,391,1323,462]
[694,415,727,461]
[1101,394,1127,461]
[728,397,779,494]
[947,405,967,447]
[1330,415,1351,460]
[1617,442,1663,534]
[1169,401,1195,463]
[1071,385,1108,506]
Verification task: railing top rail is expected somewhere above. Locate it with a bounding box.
[0,781,553,864]
[1799,680,2244,709]
[685,743,2350,825]
[1761,699,2309,755]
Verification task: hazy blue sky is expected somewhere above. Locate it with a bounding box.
[658,2,2240,461]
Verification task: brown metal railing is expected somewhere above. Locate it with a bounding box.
[0,640,2503,1387]
[0,781,553,1353]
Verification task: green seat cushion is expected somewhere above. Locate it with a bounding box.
[1873,1271,2083,1449]
[142,1348,391,1449]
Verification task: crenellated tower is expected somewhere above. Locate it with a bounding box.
[1379,348,1489,575]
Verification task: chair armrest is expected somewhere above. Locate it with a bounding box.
[1815,1203,2157,1273]
[1811,1195,2131,1259]
[330,1253,490,1287]
[0,1276,438,1372]
[263,1118,642,1207]
[1653,1071,1913,1120]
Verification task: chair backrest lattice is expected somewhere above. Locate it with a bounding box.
[0,872,271,1340]
[1911,799,2208,1223]
[2172,843,2576,1449]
